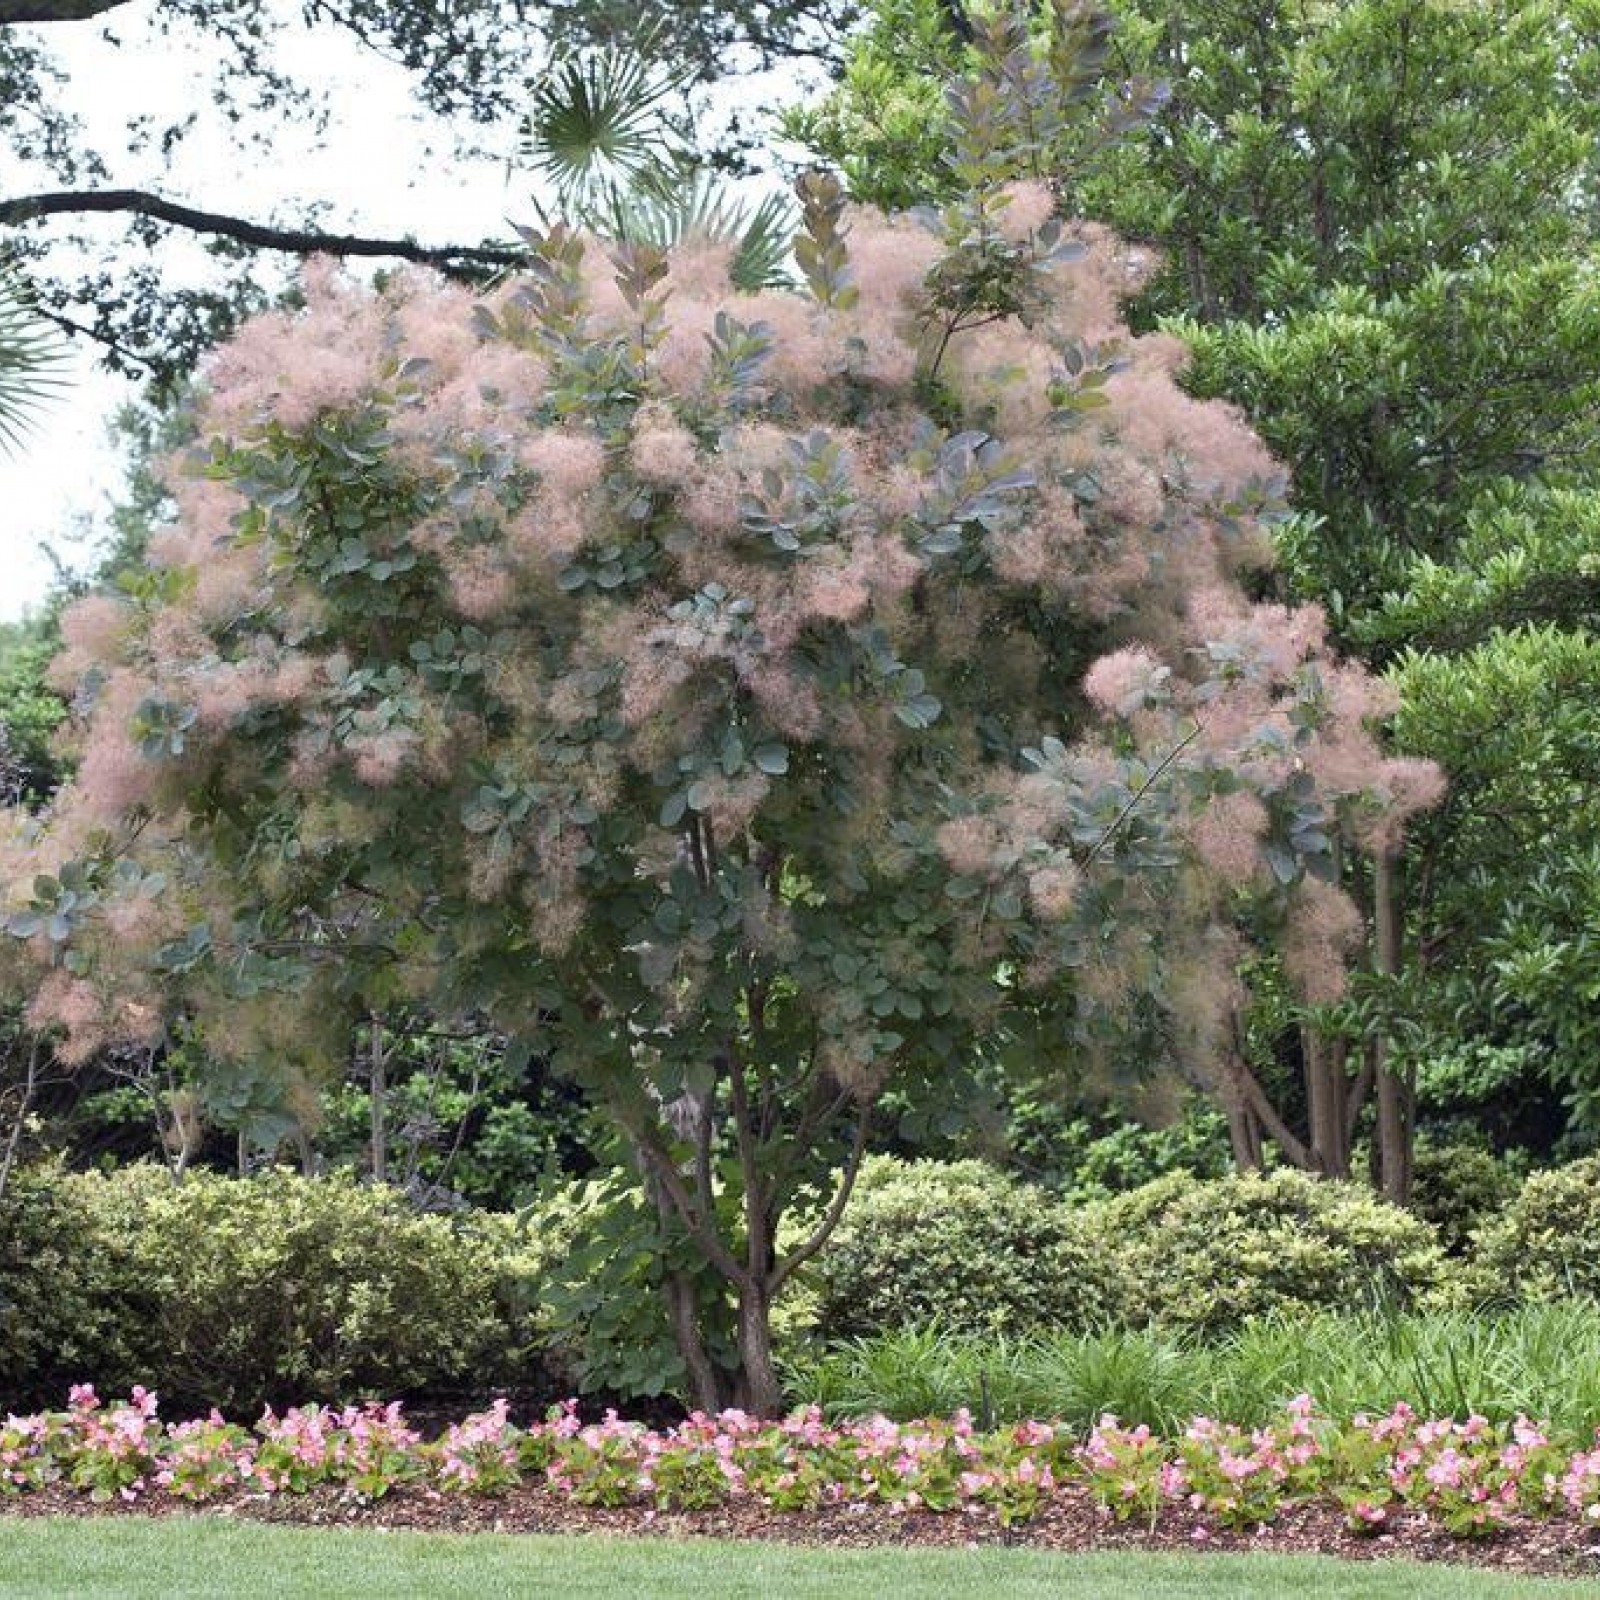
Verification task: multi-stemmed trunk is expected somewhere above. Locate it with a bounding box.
[1219,844,1415,1203]
[633,1052,868,1419]
[651,1208,807,1417]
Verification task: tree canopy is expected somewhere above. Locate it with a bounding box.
[791,0,1600,1175]
[0,21,1436,1404]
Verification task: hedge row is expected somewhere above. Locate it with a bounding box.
[2,1154,1599,1412]
[0,1166,555,1413]
[797,1153,1600,1341]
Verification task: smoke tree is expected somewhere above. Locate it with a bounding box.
[0,32,1435,1411]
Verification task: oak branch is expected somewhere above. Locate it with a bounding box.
[0,190,530,275]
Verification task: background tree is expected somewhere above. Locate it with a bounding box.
[791,0,1600,1183]
[1,25,1432,1409]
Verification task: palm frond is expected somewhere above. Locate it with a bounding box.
[520,35,698,205]
[0,263,67,456]
[592,169,797,291]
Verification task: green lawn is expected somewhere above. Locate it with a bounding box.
[0,1519,1594,1598]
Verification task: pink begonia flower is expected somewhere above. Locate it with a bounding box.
[1513,1416,1548,1450]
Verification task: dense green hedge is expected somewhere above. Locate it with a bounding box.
[0,1165,536,1413]
[1475,1153,1600,1301]
[1079,1168,1459,1334]
[0,1164,157,1405]
[1408,1141,1521,1257]
[800,1156,1130,1341]
[5,1153,1598,1414]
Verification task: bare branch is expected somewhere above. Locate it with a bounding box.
[1081,719,1205,870]
[0,189,528,275]
[631,1125,746,1284]
[727,1046,767,1278]
[772,1104,869,1291]
[0,1032,41,1200]
[0,1,132,21]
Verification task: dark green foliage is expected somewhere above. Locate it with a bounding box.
[802,1156,1130,1341]
[1049,1106,1231,1201]
[1474,1155,1600,1303]
[0,1163,158,1407]
[513,1171,724,1402]
[1080,1169,1457,1333]
[888,1049,1232,1195]
[1407,1141,1521,1259]
[0,617,66,801]
[317,1027,597,1209]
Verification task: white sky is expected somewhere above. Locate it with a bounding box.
[0,2,812,622]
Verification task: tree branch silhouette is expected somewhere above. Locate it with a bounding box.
[0,189,528,275]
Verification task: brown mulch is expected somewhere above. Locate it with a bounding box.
[4,1485,1600,1580]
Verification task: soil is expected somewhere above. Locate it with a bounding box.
[5,1483,1600,1581]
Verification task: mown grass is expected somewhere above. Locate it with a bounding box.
[0,1518,1592,1598]
[787,1303,1600,1435]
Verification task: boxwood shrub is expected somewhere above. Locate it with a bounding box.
[1080,1168,1459,1333]
[1474,1154,1600,1301]
[0,1163,160,1407]
[801,1155,1130,1341]
[0,1164,534,1413]
[1408,1141,1521,1257]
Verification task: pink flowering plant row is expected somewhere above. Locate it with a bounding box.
[3,1386,1599,1540]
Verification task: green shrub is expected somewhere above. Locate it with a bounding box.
[1474,1154,1600,1301]
[1408,1141,1521,1257]
[0,1164,536,1414]
[1060,1107,1232,1202]
[801,1156,1129,1342]
[1083,1169,1458,1333]
[136,1166,521,1411]
[0,1164,161,1407]
[508,1173,699,1403]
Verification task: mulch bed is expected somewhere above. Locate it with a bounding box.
[5,1484,1600,1580]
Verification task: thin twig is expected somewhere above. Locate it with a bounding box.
[1081,719,1204,869]
[773,1105,870,1291]
[0,1032,41,1200]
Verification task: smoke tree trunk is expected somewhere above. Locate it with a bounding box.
[734,1278,782,1417]
[1223,1091,1263,1172]
[1304,1031,1352,1177]
[663,1268,725,1414]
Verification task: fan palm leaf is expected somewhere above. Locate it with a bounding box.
[0,261,66,456]
[593,168,796,290]
[520,37,699,205]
